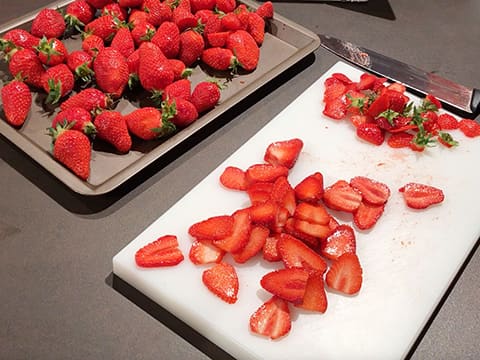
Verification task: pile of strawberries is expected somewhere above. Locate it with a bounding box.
[0,0,274,180]
[134,138,445,340]
[322,71,480,151]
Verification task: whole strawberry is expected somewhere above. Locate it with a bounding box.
[142,0,173,26]
[41,64,75,104]
[8,48,45,89]
[124,107,175,140]
[162,98,198,128]
[66,50,94,83]
[110,27,135,59]
[65,0,95,31]
[101,3,128,22]
[201,47,238,71]
[151,21,180,59]
[85,0,114,9]
[94,110,132,153]
[84,14,117,42]
[178,29,205,67]
[31,8,66,39]
[138,42,174,92]
[93,47,129,98]
[36,37,69,66]
[131,20,156,47]
[162,78,192,102]
[48,124,91,180]
[226,30,259,71]
[60,88,112,112]
[0,29,40,54]
[191,80,222,113]
[52,107,96,137]
[1,79,32,127]
[167,59,193,80]
[81,34,105,57]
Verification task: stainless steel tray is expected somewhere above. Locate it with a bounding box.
[0,0,320,195]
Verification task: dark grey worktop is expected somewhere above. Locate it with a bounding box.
[1,1,479,359]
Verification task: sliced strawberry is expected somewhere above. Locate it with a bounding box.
[283,217,319,248]
[135,235,184,267]
[349,176,391,205]
[356,122,385,146]
[270,176,296,216]
[331,72,353,84]
[292,218,332,241]
[398,182,445,209]
[387,131,414,148]
[189,239,225,265]
[458,118,480,138]
[323,180,362,213]
[264,138,303,169]
[356,72,377,90]
[294,202,330,225]
[249,296,291,340]
[262,234,281,262]
[219,166,248,191]
[296,272,327,313]
[232,225,269,263]
[248,201,278,227]
[323,81,346,103]
[188,215,234,240]
[323,97,347,120]
[353,201,385,230]
[202,262,239,304]
[260,267,309,303]
[294,172,324,203]
[320,224,356,261]
[213,209,251,253]
[325,252,363,295]
[437,113,459,130]
[247,182,273,205]
[277,233,327,274]
[245,163,289,184]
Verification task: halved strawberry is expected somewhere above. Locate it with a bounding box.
[294,172,324,203]
[323,97,347,120]
[264,138,303,169]
[353,201,385,230]
[202,262,239,304]
[356,122,385,146]
[323,81,346,103]
[349,176,390,205]
[319,224,356,261]
[232,225,269,263]
[135,235,184,267]
[277,233,327,274]
[398,182,445,209]
[262,235,281,262]
[323,180,362,213]
[245,163,289,184]
[296,272,327,313]
[189,239,225,265]
[294,202,330,225]
[260,267,309,303]
[325,252,363,295]
[188,215,234,240]
[387,131,414,148]
[213,209,251,253]
[249,296,291,340]
[219,166,248,191]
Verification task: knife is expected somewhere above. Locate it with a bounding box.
[318,34,480,118]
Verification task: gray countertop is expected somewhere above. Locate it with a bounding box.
[1,0,479,359]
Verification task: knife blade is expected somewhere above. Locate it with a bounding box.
[318,34,480,118]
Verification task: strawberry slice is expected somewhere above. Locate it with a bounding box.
[249,296,291,340]
[270,176,296,216]
[202,262,239,304]
[350,176,391,205]
[260,267,309,303]
[213,209,251,253]
[264,138,303,169]
[387,131,414,148]
[277,233,327,275]
[283,217,319,248]
[232,225,269,264]
[323,81,346,103]
[291,218,332,241]
[353,201,385,230]
[325,252,363,295]
[458,118,480,137]
[294,202,330,225]
[245,163,289,184]
[247,182,273,205]
[294,172,324,203]
[262,234,281,262]
[323,180,362,213]
[248,201,278,228]
[323,97,347,120]
[188,215,234,240]
[135,235,184,267]
[219,166,248,191]
[356,122,385,146]
[398,182,445,209]
[296,272,328,313]
[189,239,225,265]
[320,224,356,261]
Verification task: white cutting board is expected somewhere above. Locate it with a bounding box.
[113,62,480,360]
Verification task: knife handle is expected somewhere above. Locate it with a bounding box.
[471,88,480,118]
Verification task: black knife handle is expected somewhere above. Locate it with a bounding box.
[471,88,480,118]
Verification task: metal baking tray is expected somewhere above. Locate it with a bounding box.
[0,0,320,196]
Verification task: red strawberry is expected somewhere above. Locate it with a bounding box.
[263,234,281,262]
[8,48,45,89]
[356,122,385,145]
[221,12,243,31]
[135,235,184,267]
[167,59,193,80]
[110,27,135,58]
[94,110,132,153]
[191,80,221,113]
[226,30,259,71]
[248,201,279,228]
[219,166,248,191]
[48,125,91,180]
[162,98,199,128]
[52,107,96,136]
[387,131,414,148]
[264,138,303,169]
[203,14,222,38]
[437,132,458,148]
[260,267,309,303]
[195,9,215,25]
[119,0,143,8]
[0,29,40,53]
[249,296,291,340]
[213,209,251,253]
[65,0,95,30]
[85,0,114,9]
[294,202,330,225]
[323,97,347,120]
[189,239,225,265]
[424,94,442,110]
[138,42,174,92]
[289,218,331,243]
[458,118,480,137]
[93,47,129,98]
[31,8,66,39]
[349,176,390,205]
[84,14,117,41]
[270,176,296,216]
[36,37,69,65]
[143,0,173,26]
[296,272,327,313]
[320,224,356,261]
[245,163,289,184]
[437,113,459,130]
[60,88,111,112]
[353,201,385,230]
[151,22,180,59]
[206,31,230,48]
[1,79,32,127]
[128,9,149,27]
[323,180,362,213]
[41,64,75,104]
[201,47,239,72]
[398,182,445,209]
[126,50,140,87]
[277,233,328,274]
[191,0,216,13]
[323,80,346,103]
[202,262,239,304]
[325,252,363,295]
[124,107,175,140]
[81,34,105,57]
[66,50,94,83]
[232,225,269,263]
[247,12,265,45]
[162,78,192,102]
[294,172,324,203]
[188,214,234,240]
[178,29,205,67]
[173,7,197,32]
[131,20,156,46]
[216,0,236,13]
[102,2,128,22]
[247,182,273,204]
[256,1,274,19]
